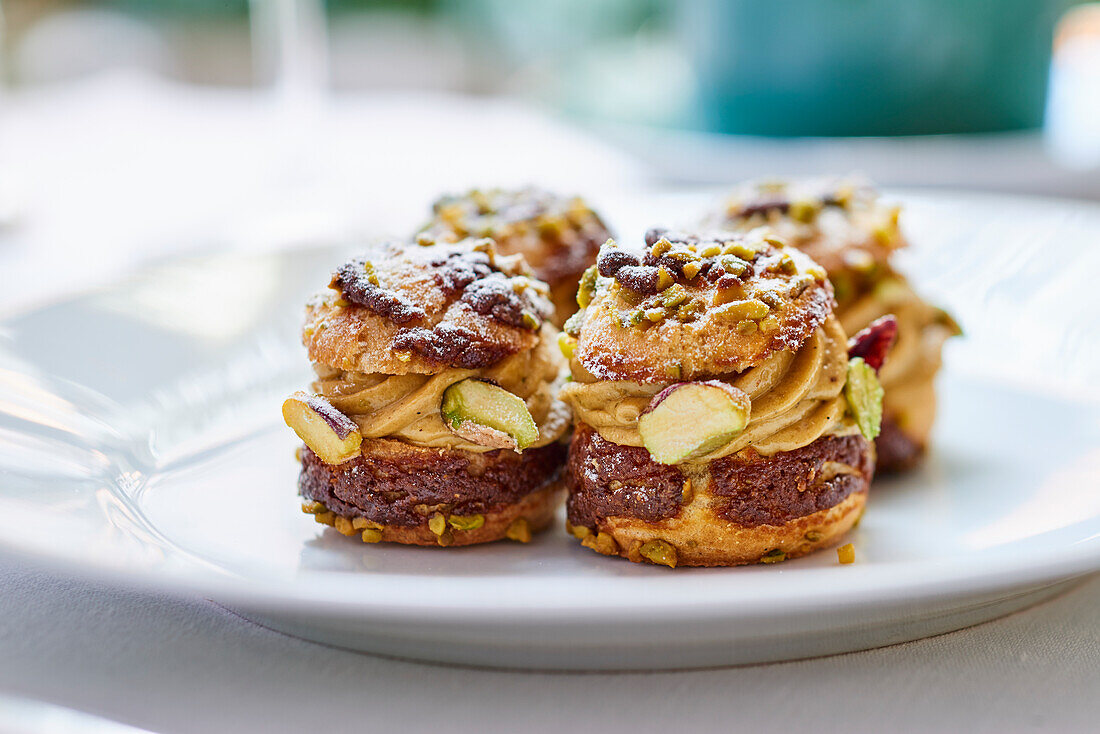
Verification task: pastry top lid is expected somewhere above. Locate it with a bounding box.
[570,227,834,383]
[421,187,611,284]
[704,176,906,281]
[303,236,554,374]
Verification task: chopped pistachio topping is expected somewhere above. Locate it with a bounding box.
[428,513,447,536]
[804,530,823,542]
[563,309,586,337]
[577,265,598,308]
[650,237,672,258]
[558,332,577,359]
[566,522,591,540]
[506,517,532,543]
[661,283,689,309]
[759,314,781,333]
[644,307,665,323]
[639,539,678,568]
[723,241,759,260]
[682,260,703,280]
[581,531,619,556]
[448,514,485,531]
[361,528,383,543]
[760,548,787,564]
[656,266,675,291]
[736,319,758,335]
[713,299,769,322]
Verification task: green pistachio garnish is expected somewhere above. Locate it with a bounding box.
[736,319,758,335]
[845,357,884,440]
[448,514,485,531]
[563,309,586,337]
[577,265,598,308]
[789,199,819,223]
[662,283,689,309]
[644,307,665,323]
[761,548,787,564]
[718,255,749,276]
[682,261,703,280]
[656,266,675,291]
[650,238,672,258]
[639,539,677,568]
[713,299,769,322]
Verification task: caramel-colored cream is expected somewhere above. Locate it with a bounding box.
[560,315,858,461]
[839,278,953,441]
[313,327,569,452]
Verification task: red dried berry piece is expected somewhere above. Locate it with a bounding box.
[848,315,898,373]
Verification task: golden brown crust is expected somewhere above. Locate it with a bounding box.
[565,423,873,567]
[572,230,834,383]
[594,491,866,567]
[303,238,553,374]
[421,188,611,327]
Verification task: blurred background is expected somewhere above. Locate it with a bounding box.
[1,0,1099,309]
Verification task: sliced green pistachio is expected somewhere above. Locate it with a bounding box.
[441,378,539,451]
[845,357,884,440]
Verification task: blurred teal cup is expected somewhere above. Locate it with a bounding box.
[678,0,1076,136]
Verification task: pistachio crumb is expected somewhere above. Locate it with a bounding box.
[736,319,758,335]
[837,543,856,564]
[448,514,485,531]
[639,539,678,568]
[428,513,447,537]
[713,299,769,322]
[650,237,672,258]
[506,517,532,543]
[644,307,665,323]
[314,511,336,527]
[681,260,703,280]
[558,332,577,359]
[760,548,787,564]
[656,266,675,291]
[301,501,326,515]
[582,531,618,555]
[334,516,357,537]
[661,284,689,309]
[566,522,591,540]
[361,528,383,543]
[804,529,823,542]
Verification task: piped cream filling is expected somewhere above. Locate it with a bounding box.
[560,315,857,461]
[313,328,569,452]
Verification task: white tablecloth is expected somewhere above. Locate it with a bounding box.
[1,76,1098,733]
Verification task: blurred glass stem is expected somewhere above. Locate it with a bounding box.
[249,0,329,148]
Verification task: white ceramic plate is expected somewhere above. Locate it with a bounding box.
[1,191,1098,670]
